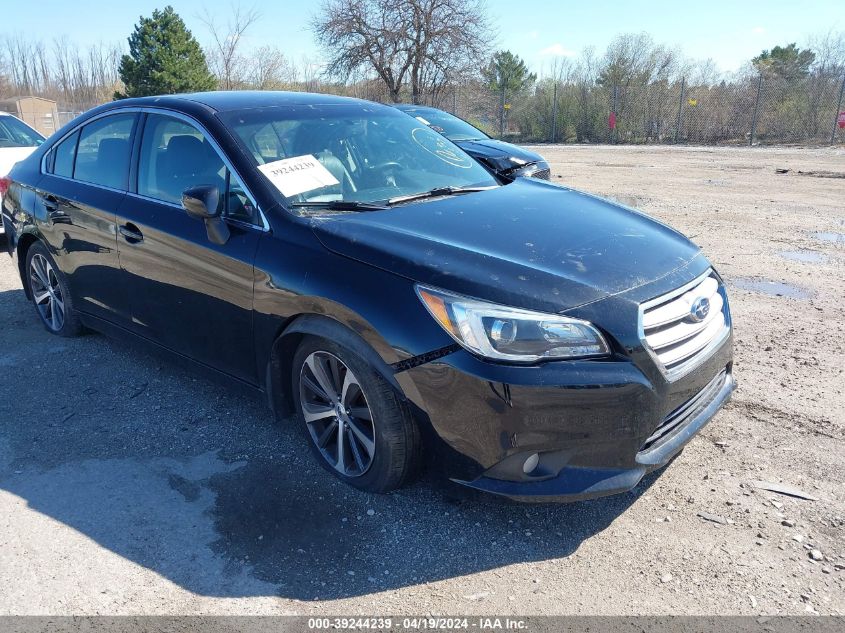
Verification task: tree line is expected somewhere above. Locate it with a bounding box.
[1,2,843,144]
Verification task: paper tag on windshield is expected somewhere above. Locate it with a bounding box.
[257,155,339,197]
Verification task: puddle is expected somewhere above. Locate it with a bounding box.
[796,170,845,179]
[779,250,828,264]
[731,278,813,299]
[811,231,844,244]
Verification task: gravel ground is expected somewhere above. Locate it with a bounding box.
[0,144,843,616]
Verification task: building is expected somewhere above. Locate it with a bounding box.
[0,96,59,137]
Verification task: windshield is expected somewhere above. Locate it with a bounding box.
[0,115,45,148]
[221,104,497,208]
[399,108,488,142]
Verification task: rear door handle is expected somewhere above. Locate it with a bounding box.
[119,223,144,243]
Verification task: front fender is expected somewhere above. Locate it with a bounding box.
[252,225,456,407]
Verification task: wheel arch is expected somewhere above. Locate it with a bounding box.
[266,313,408,421]
[15,230,42,300]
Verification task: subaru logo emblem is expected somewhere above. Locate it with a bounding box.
[689,296,710,322]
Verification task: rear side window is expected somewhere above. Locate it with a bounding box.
[74,113,136,190]
[52,130,79,178]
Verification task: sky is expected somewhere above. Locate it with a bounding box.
[6,0,843,77]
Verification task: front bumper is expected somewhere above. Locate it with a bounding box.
[398,328,734,503]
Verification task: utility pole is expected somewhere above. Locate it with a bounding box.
[550,80,558,143]
[612,84,618,144]
[831,73,845,144]
[750,74,763,146]
[675,77,685,143]
[499,84,505,138]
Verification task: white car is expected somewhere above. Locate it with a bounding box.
[0,111,45,235]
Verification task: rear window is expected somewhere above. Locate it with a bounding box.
[0,115,45,148]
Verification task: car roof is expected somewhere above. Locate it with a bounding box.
[111,91,375,113]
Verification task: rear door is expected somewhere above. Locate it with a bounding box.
[116,111,263,384]
[34,112,138,324]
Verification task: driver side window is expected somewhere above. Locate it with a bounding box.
[137,114,257,224]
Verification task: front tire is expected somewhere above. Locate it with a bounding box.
[25,241,83,337]
[291,336,421,493]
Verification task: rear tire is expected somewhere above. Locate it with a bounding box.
[25,241,83,337]
[291,335,421,493]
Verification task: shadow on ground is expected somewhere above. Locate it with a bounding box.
[0,287,658,600]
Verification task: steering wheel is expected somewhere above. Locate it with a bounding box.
[369,161,404,173]
[367,161,404,187]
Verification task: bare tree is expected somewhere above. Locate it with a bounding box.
[4,35,36,92]
[807,30,845,75]
[312,0,409,102]
[0,32,124,117]
[683,58,720,86]
[803,30,845,135]
[250,45,295,89]
[298,55,324,93]
[312,0,493,103]
[198,3,261,90]
[0,44,9,96]
[598,33,680,88]
[407,0,492,102]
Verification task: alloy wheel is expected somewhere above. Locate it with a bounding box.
[299,351,376,477]
[29,254,65,332]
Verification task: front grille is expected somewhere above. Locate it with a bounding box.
[531,168,551,180]
[640,270,730,379]
[640,369,728,453]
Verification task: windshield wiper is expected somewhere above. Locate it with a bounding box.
[387,185,497,206]
[289,200,388,212]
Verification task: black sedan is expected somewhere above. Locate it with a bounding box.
[393,104,551,180]
[2,92,734,502]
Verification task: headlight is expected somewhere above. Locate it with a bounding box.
[512,161,550,179]
[416,285,609,363]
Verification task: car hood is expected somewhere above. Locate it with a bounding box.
[454,138,545,173]
[310,179,702,313]
[0,147,37,176]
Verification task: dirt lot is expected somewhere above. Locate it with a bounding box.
[0,144,843,616]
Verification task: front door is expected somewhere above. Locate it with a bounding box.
[116,112,264,384]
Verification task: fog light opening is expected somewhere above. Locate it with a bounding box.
[522,452,540,475]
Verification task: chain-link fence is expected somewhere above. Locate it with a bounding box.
[411,73,845,146]
[47,72,845,146]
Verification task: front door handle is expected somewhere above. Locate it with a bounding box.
[119,223,144,243]
[43,196,59,212]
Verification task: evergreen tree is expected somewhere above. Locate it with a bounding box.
[752,44,816,81]
[481,50,537,94]
[116,6,216,99]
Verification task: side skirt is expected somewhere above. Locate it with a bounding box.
[78,311,265,403]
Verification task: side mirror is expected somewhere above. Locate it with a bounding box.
[181,185,229,245]
[182,185,220,219]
